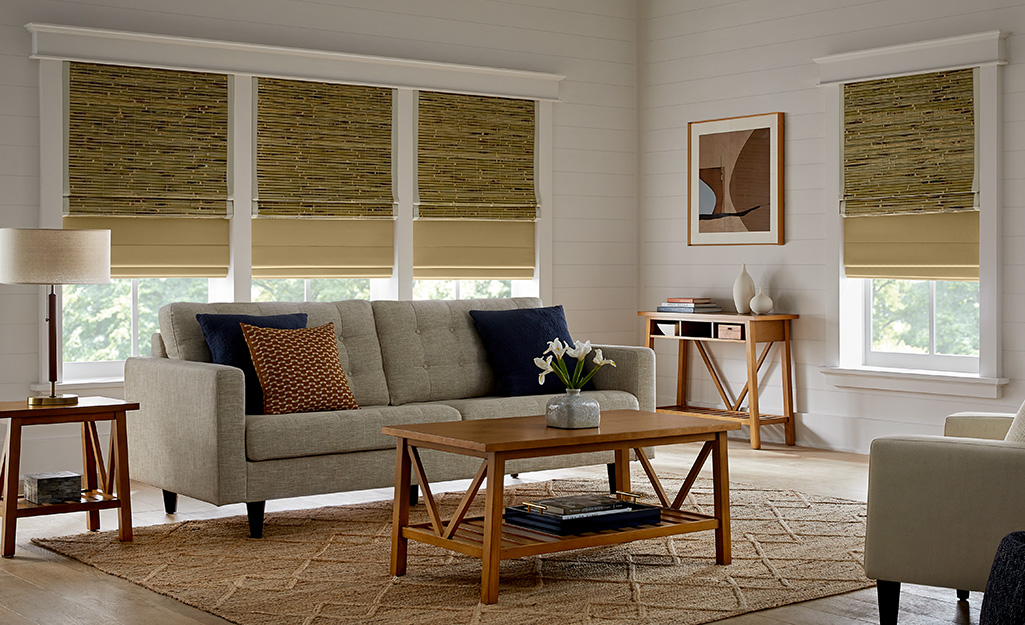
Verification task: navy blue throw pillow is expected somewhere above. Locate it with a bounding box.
[196,313,308,415]
[469,305,583,397]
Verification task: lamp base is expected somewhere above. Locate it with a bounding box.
[28,393,79,406]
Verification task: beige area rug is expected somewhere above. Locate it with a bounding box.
[34,477,873,625]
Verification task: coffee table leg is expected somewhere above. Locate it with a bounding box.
[390,438,411,577]
[112,412,133,542]
[614,448,631,494]
[1,420,21,558]
[481,452,506,604]
[712,431,731,564]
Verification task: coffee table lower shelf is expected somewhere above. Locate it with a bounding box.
[402,507,718,560]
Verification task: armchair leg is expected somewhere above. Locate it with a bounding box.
[877,580,900,625]
[161,489,178,515]
[247,501,266,539]
[607,462,616,494]
[409,483,419,506]
[957,589,969,601]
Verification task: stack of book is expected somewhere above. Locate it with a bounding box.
[503,493,662,535]
[656,297,722,313]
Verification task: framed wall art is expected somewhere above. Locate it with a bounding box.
[687,112,784,246]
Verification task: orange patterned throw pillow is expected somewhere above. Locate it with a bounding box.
[240,322,359,415]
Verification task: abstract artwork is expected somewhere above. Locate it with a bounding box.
[688,113,784,245]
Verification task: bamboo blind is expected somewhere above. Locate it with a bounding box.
[844,211,978,281]
[413,220,535,279]
[66,62,229,216]
[843,68,976,217]
[256,78,393,218]
[417,92,537,220]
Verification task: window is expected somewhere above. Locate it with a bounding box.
[252,279,371,302]
[63,278,209,378]
[412,280,514,300]
[865,279,979,372]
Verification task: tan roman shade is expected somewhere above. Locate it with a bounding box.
[417,91,537,220]
[256,78,393,217]
[413,221,534,280]
[416,92,537,279]
[844,212,979,281]
[65,62,230,278]
[252,219,393,279]
[63,216,229,278]
[842,68,978,280]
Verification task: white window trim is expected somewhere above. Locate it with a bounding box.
[815,31,1009,396]
[33,24,557,385]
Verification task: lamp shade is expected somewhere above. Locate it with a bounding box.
[0,228,110,285]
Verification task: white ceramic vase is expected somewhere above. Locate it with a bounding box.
[750,287,773,315]
[732,264,755,314]
[546,389,600,429]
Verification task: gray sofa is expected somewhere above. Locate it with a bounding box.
[124,297,655,537]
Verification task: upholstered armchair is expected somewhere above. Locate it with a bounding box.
[864,410,1025,624]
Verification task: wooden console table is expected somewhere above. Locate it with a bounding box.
[0,397,139,557]
[638,311,798,449]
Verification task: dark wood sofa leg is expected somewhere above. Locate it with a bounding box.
[877,580,900,625]
[162,490,178,514]
[607,462,616,494]
[409,483,419,506]
[957,589,969,601]
[247,501,266,539]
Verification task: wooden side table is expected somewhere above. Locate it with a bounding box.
[0,396,139,557]
[638,311,798,449]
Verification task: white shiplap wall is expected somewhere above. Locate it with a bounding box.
[0,0,638,472]
[640,0,1025,452]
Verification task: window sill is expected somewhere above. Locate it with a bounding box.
[820,366,1008,399]
[31,378,126,395]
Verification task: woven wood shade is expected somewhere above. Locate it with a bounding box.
[63,216,229,278]
[843,68,976,217]
[252,219,393,278]
[66,62,229,217]
[413,220,534,279]
[844,212,978,281]
[256,78,393,218]
[417,92,537,220]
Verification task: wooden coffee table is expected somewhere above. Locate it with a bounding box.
[383,409,740,604]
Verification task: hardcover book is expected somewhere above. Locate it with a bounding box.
[520,493,629,516]
[665,297,712,303]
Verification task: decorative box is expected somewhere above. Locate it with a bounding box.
[716,324,744,340]
[24,471,81,504]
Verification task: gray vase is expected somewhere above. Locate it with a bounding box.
[545,388,600,429]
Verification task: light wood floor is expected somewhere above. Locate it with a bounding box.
[0,440,980,625]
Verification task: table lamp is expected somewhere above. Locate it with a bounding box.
[0,228,111,405]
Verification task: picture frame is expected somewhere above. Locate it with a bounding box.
[687,112,784,246]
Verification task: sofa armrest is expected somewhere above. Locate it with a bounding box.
[944,412,1014,440]
[865,435,1025,592]
[124,356,247,505]
[590,344,656,412]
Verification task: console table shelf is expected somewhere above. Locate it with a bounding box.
[639,311,798,449]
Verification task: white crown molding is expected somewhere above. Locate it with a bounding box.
[814,30,1009,85]
[25,23,564,101]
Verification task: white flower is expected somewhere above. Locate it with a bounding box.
[566,339,592,360]
[593,349,616,368]
[543,338,568,359]
[535,355,554,385]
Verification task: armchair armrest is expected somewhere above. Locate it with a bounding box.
[944,412,1014,440]
[865,435,1025,592]
[590,344,656,412]
[124,356,247,505]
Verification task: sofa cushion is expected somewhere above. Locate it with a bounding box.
[430,390,639,421]
[196,312,308,415]
[245,403,461,461]
[372,297,542,405]
[242,322,360,415]
[469,305,581,396]
[159,300,390,407]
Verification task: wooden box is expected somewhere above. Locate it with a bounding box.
[716,324,744,340]
[24,471,81,504]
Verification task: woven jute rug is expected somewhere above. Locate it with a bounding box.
[34,476,872,625]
